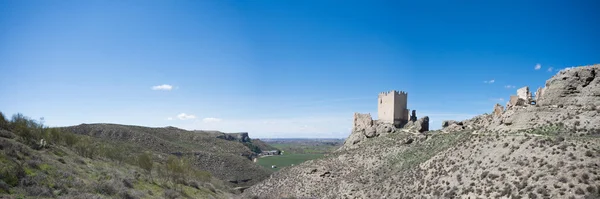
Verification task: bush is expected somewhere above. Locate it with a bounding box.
[0,157,26,188]
[64,132,78,147]
[96,180,118,195]
[0,112,8,130]
[0,180,9,194]
[137,152,153,178]
[166,156,187,186]
[74,137,99,159]
[163,189,180,199]
[47,128,63,144]
[102,144,125,163]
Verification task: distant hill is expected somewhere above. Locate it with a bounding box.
[61,124,273,186]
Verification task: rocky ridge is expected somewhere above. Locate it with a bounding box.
[242,64,600,199]
[442,64,600,136]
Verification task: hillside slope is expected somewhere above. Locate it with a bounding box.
[61,124,272,187]
[0,116,243,198]
[243,64,600,199]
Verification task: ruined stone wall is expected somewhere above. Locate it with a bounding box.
[377,90,408,125]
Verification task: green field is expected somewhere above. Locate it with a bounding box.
[257,153,324,171]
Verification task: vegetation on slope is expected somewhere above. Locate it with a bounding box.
[0,112,260,198]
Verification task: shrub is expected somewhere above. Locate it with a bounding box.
[63,132,78,147]
[0,180,9,194]
[96,180,118,195]
[558,176,568,183]
[74,137,99,159]
[163,189,180,199]
[137,152,153,179]
[122,178,134,189]
[0,159,26,187]
[585,151,594,157]
[47,128,63,144]
[0,112,8,130]
[166,155,187,186]
[102,145,125,163]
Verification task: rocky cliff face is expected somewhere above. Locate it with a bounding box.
[341,113,428,150]
[442,64,600,136]
[538,65,599,107]
[242,64,600,199]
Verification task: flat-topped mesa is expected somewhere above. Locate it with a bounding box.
[377,90,409,127]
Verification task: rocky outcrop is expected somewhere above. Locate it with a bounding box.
[537,65,600,107]
[443,64,600,135]
[343,113,373,147]
[342,112,427,150]
[215,132,251,143]
[415,116,429,132]
[404,116,429,132]
[345,113,397,146]
[442,120,459,128]
[493,103,504,117]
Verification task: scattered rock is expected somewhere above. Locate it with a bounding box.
[364,126,378,138]
[414,116,429,133]
[442,120,458,128]
[493,103,504,117]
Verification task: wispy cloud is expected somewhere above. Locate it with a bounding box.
[489,98,504,102]
[504,85,515,89]
[560,67,575,72]
[177,113,196,120]
[151,84,173,91]
[483,79,495,84]
[535,63,541,70]
[202,117,222,123]
[167,117,174,121]
[547,67,553,72]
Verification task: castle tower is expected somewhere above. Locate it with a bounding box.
[377,90,409,126]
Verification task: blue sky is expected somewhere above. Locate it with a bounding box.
[1,0,598,138]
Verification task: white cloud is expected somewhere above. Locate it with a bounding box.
[483,79,495,84]
[202,118,222,123]
[490,98,504,102]
[547,67,553,72]
[167,117,174,121]
[151,84,173,91]
[177,113,196,120]
[535,63,541,70]
[504,85,515,89]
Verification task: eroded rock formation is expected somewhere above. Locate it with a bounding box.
[442,64,600,135]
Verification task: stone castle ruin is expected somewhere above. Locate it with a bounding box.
[377,90,410,126]
[344,90,429,148]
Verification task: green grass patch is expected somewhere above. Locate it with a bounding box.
[257,154,324,171]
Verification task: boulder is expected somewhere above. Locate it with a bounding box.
[493,103,504,117]
[444,123,465,132]
[364,126,378,138]
[442,120,460,128]
[507,95,526,108]
[414,116,429,133]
